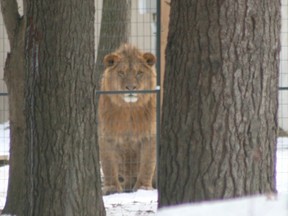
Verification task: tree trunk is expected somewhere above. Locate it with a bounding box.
[94,0,131,84]
[1,0,26,214]
[24,1,105,215]
[158,0,280,207]
[160,0,170,104]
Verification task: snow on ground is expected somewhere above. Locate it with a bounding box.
[0,165,8,209]
[0,121,9,210]
[157,194,288,216]
[104,190,157,216]
[276,137,288,193]
[0,122,287,215]
[0,122,9,159]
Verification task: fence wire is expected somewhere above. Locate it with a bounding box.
[0,0,287,213]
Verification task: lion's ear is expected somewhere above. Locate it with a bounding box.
[103,53,120,67]
[143,53,156,66]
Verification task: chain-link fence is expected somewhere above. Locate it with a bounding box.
[0,0,287,214]
[276,0,288,194]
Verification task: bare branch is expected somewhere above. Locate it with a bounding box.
[0,0,20,47]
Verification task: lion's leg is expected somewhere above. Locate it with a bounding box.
[121,152,138,192]
[134,136,156,191]
[100,142,123,195]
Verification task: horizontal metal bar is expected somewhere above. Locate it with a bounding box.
[96,88,160,95]
[0,85,284,97]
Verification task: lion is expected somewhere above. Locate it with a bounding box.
[98,44,157,195]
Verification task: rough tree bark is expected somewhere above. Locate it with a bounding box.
[94,0,131,84]
[1,0,26,214]
[24,1,105,215]
[158,0,280,207]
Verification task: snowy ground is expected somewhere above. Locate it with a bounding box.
[0,123,287,215]
[158,194,288,216]
[0,166,9,210]
[104,190,157,216]
[276,137,288,194]
[0,122,9,160]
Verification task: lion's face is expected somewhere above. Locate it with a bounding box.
[101,45,157,106]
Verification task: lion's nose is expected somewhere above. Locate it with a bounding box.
[125,84,137,90]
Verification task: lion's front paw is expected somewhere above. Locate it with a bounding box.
[102,185,123,195]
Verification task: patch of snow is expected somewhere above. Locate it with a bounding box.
[104,190,157,216]
[157,194,288,216]
[0,121,9,158]
[277,137,288,149]
[0,165,9,210]
[276,138,288,193]
[0,214,16,216]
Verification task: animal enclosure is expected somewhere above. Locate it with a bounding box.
[95,0,160,194]
[0,0,287,213]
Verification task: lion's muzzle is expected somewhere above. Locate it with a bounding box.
[123,93,138,103]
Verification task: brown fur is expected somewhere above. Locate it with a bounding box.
[98,44,157,195]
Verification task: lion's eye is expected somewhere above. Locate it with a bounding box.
[118,71,125,77]
[136,71,143,78]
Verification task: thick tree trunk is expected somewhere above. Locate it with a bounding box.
[158,0,280,207]
[24,1,105,216]
[94,0,131,84]
[1,0,26,214]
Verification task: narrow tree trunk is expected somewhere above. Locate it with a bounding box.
[94,0,131,84]
[160,0,170,104]
[1,0,26,214]
[24,1,105,215]
[159,0,280,207]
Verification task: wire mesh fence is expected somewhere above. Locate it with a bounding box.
[280,1,288,135]
[0,0,287,214]
[97,89,158,194]
[95,0,160,196]
[276,0,288,194]
[0,3,9,209]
